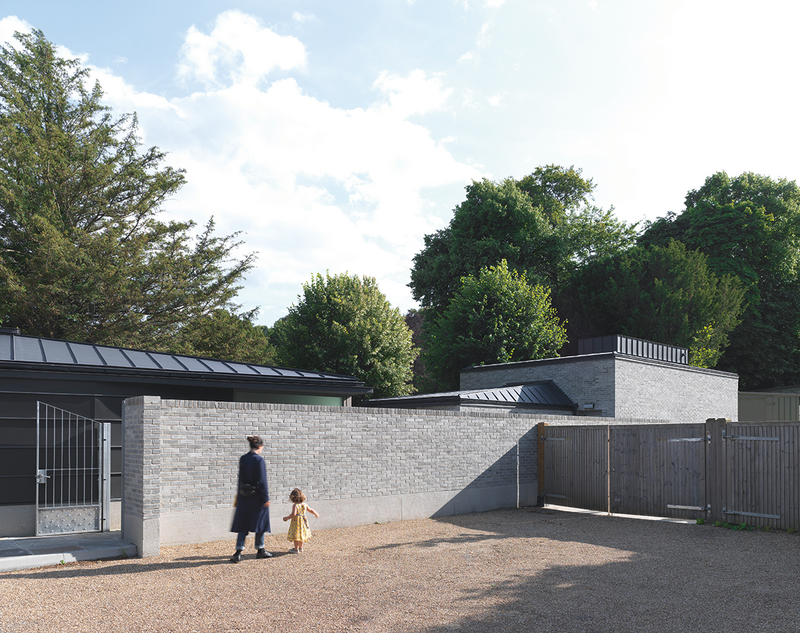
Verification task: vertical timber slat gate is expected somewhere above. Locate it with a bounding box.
[36,402,111,536]
[538,419,800,530]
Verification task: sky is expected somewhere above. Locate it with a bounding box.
[2,1,799,326]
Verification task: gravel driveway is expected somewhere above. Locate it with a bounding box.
[1,507,798,633]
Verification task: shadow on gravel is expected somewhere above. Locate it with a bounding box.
[397,507,799,633]
[4,550,295,579]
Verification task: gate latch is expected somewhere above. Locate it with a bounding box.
[36,470,50,485]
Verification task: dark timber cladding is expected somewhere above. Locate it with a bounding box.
[578,334,688,365]
[538,419,800,531]
[0,329,371,512]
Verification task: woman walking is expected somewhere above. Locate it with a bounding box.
[230,435,272,562]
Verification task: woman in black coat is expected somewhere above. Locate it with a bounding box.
[230,435,272,562]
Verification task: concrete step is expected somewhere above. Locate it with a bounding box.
[0,531,137,573]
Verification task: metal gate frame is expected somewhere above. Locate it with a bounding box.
[35,402,111,536]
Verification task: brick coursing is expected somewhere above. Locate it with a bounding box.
[460,354,738,422]
[125,400,555,514]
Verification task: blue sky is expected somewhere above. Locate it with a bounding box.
[2,1,799,326]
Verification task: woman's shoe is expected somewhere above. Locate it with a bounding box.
[230,550,242,563]
[256,549,273,559]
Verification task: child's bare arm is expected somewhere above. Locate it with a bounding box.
[283,503,298,522]
[307,505,320,519]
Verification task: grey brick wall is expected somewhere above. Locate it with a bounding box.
[614,356,738,421]
[461,355,617,414]
[122,397,677,556]
[150,400,544,509]
[122,398,614,554]
[460,354,738,422]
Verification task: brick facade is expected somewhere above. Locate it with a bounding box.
[123,398,612,556]
[460,353,738,422]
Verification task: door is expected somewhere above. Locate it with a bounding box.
[36,402,111,535]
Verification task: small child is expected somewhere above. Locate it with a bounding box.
[282,488,320,553]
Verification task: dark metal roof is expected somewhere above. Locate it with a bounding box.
[0,331,370,393]
[363,380,575,410]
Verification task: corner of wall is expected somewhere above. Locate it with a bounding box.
[122,395,162,557]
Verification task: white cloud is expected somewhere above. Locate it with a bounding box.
[372,69,452,118]
[177,10,306,87]
[477,21,493,47]
[87,12,480,323]
[0,15,30,45]
[292,12,316,23]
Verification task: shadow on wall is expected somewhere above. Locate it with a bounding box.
[431,426,539,519]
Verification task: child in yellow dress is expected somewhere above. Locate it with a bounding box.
[282,488,320,553]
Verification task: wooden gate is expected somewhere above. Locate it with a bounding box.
[538,423,707,520]
[538,419,800,529]
[721,421,800,530]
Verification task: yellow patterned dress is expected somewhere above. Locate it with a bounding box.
[287,503,311,542]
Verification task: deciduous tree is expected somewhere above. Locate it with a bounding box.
[557,241,746,368]
[271,273,416,398]
[424,260,567,391]
[639,172,800,387]
[409,166,637,320]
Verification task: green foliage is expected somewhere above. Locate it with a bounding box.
[409,166,637,321]
[424,260,567,391]
[696,518,706,525]
[0,30,254,355]
[404,308,436,394]
[640,172,800,388]
[271,272,417,398]
[558,241,746,367]
[173,309,276,365]
[713,521,753,531]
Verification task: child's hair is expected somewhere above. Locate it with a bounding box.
[289,488,307,503]
[247,435,263,449]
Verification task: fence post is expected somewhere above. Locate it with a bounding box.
[705,418,729,524]
[536,422,547,506]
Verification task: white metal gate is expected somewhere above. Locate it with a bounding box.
[35,402,111,535]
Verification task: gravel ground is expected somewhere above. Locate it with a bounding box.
[1,507,798,633]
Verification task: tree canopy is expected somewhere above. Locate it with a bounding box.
[409,166,637,320]
[557,241,746,368]
[424,260,567,391]
[172,308,276,365]
[639,172,800,387]
[0,30,255,354]
[271,272,417,398]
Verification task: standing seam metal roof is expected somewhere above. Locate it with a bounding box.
[363,380,574,409]
[0,332,363,385]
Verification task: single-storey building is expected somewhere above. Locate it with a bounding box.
[0,327,371,537]
[366,335,739,423]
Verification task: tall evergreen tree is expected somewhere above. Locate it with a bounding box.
[0,30,254,352]
[558,241,746,368]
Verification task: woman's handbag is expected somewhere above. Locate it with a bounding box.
[239,483,258,497]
